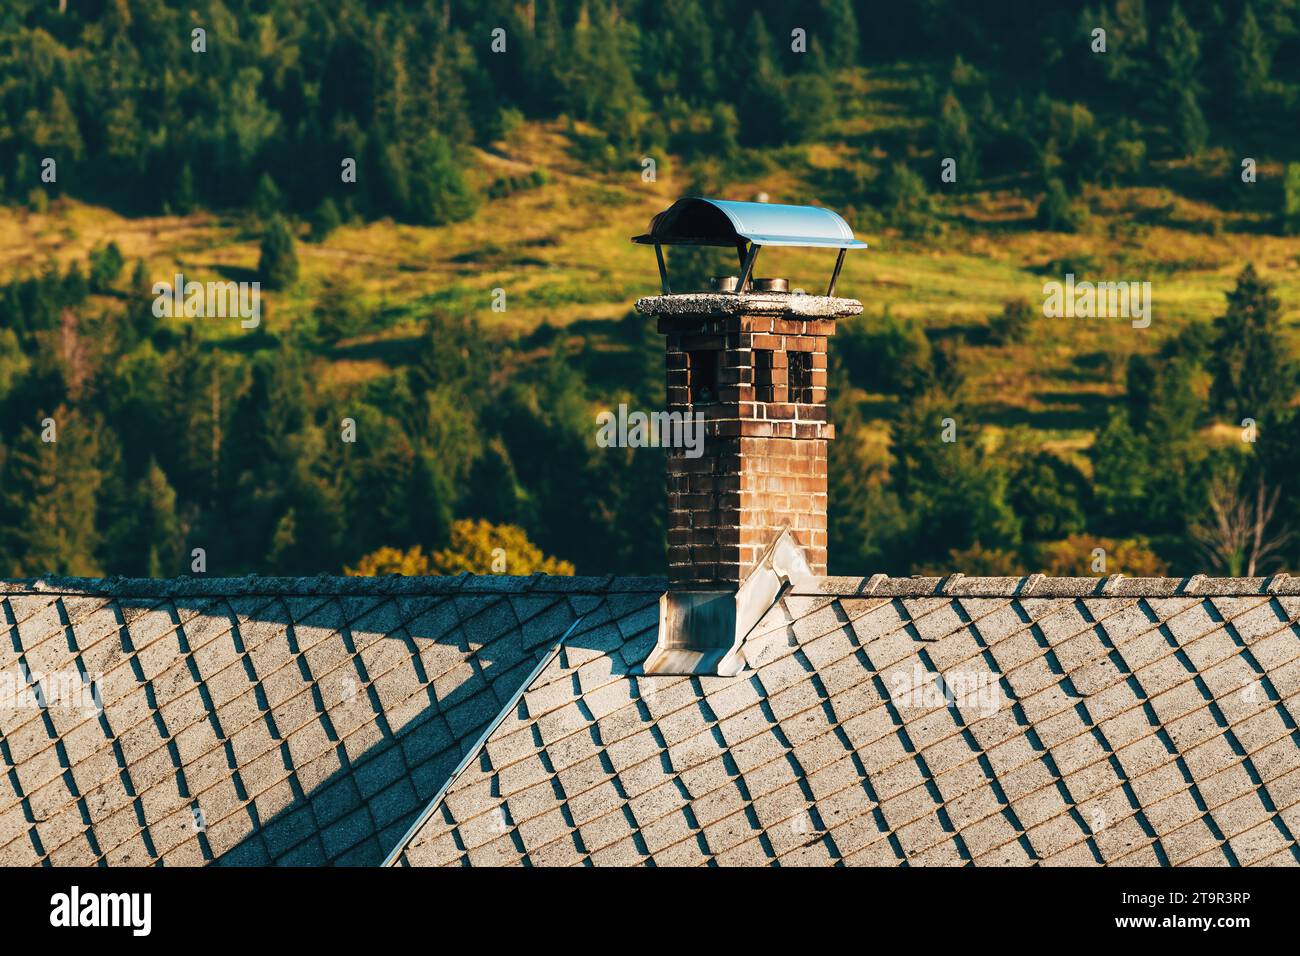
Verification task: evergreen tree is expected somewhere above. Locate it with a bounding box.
[1037,178,1083,232]
[1007,451,1088,541]
[108,458,183,577]
[1095,0,1150,88]
[0,408,103,576]
[782,47,835,143]
[1157,3,1201,102]
[309,197,342,241]
[734,13,788,147]
[267,508,298,570]
[1208,264,1296,421]
[881,162,940,236]
[406,133,477,226]
[1256,410,1300,567]
[836,311,932,395]
[126,258,160,345]
[62,261,89,304]
[937,89,977,182]
[639,0,718,101]
[987,299,1035,345]
[253,173,282,219]
[174,163,196,214]
[1230,3,1269,104]
[258,214,299,290]
[890,390,1021,567]
[88,241,124,292]
[28,88,84,172]
[1126,322,1211,438]
[1173,88,1208,155]
[464,439,524,525]
[0,328,27,401]
[820,0,860,69]
[1283,163,1300,235]
[1090,409,1152,531]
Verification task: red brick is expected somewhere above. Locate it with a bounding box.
[662,309,835,584]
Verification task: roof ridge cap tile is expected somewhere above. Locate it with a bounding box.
[11,573,1299,600]
[0,573,665,598]
[791,575,1296,598]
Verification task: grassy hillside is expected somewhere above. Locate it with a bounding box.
[8,0,1300,579]
[7,62,1298,471]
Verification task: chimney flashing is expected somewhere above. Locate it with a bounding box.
[643,528,813,677]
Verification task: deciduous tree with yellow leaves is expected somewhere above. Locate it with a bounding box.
[345,519,574,577]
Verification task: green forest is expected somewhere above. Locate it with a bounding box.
[3,0,1300,579]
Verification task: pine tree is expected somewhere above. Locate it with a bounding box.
[1230,4,1269,103]
[258,214,299,290]
[1173,88,1208,155]
[126,258,159,344]
[1157,3,1200,102]
[0,328,27,400]
[882,162,940,236]
[836,310,932,395]
[638,0,717,101]
[1037,178,1083,232]
[1095,0,1150,88]
[1125,323,1210,440]
[174,163,196,214]
[1090,408,1153,531]
[31,88,84,166]
[309,197,341,241]
[405,133,477,226]
[782,46,835,143]
[1282,163,1300,235]
[107,458,182,576]
[0,407,103,576]
[889,390,1021,567]
[1007,451,1088,541]
[937,89,977,181]
[821,0,860,69]
[267,508,298,570]
[253,173,282,219]
[88,241,124,292]
[987,299,1035,345]
[464,439,524,525]
[1209,264,1296,421]
[735,13,787,147]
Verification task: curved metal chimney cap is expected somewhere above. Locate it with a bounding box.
[632,197,868,250]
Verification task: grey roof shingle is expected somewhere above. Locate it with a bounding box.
[0,576,658,866]
[392,579,1300,868]
[2,574,1299,866]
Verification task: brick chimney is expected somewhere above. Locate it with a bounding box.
[657,298,844,582]
[630,198,865,674]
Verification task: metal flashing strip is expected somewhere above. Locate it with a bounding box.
[380,614,585,867]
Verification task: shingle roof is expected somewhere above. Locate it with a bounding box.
[0,575,659,866]
[3,575,1299,867]
[392,578,1300,867]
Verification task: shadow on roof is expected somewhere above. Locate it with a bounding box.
[0,583,659,867]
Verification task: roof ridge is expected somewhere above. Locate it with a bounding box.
[795,575,1300,598]
[0,574,667,598]
[5,573,1297,599]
